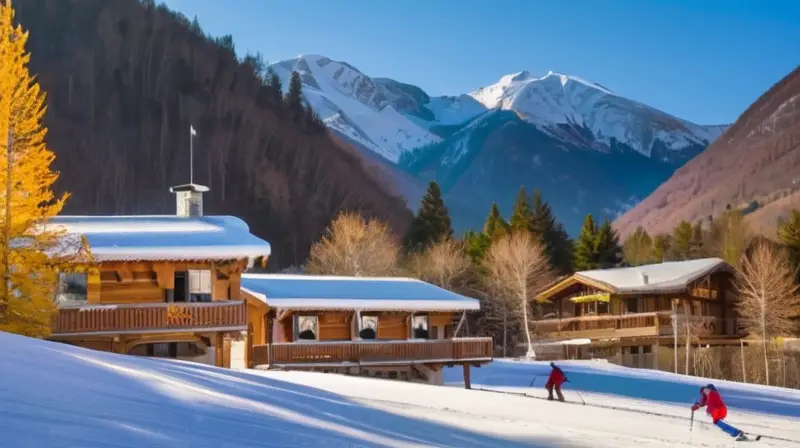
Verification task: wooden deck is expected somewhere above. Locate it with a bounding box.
[534,312,742,341]
[51,301,247,336]
[251,337,494,368]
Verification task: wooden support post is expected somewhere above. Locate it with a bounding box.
[463,364,471,389]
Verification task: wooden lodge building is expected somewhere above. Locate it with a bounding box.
[241,274,493,384]
[45,183,493,382]
[534,258,746,368]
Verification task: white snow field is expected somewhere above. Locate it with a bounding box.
[2,331,798,448]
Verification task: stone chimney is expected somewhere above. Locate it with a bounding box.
[169,183,209,217]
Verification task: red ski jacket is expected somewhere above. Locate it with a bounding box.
[692,388,727,423]
[545,367,566,388]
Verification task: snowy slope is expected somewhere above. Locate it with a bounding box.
[469,71,726,159]
[3,331,799,447]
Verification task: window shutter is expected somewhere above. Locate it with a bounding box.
[188,270,211,294]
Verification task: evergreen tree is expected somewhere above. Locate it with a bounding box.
[595,218,622,268]
[464,230,490,264]
[190,15,202,35]
[265,67,283,103]
[671,220,693,260]
[690,221,705,258]
[215,34,235,55]
[284,70,304,119]
[623,226,653,266]
[483,202,508,242]
[530,189,572,274]
[652,234,670,262]
[574,214,598,271]
[0,2,89,337]
[404,181,453,251]
[509,186,534,234]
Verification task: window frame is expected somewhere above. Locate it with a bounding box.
[359,315,378,339]
[295,315,319,341]
[411,314,429,339]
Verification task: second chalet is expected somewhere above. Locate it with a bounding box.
[534,258,745,367]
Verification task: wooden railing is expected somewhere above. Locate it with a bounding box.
[251,337,493,367]
[535,312,742,340]
[51,301,247,335]
[534,313,659,339]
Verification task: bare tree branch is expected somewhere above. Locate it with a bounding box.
[736,241,800,385]
[306,212,400,277]
[482,232,553,359]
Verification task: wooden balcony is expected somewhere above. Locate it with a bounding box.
[534,312,742,342]
[251,337,494,368]
[51,301,247,336]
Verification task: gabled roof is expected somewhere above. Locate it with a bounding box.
[47,215,271,263]
[240,274,480,311]
[538,258,732,301]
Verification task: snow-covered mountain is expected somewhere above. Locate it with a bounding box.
[469,70,726,162]
[268,55,725,164]
[268,54,728,235]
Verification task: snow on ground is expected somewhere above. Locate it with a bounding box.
[2,331,798,447]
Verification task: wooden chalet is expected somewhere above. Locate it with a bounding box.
[47,183,271,368]
[241,274,494,385]
[534,258,745,367]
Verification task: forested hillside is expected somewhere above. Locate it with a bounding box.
[15,0,411,268]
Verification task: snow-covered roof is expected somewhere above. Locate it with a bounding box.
[241,274,480,311]
[46,215,271,263]
[539,258,732,300]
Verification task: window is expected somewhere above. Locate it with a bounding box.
[626,299,639,314]
[188,270,212,302]
[360,315,378,339]
[296,315,319,340]
[597,301,609,315]
[55,272,87,307]
[412,315,429,339]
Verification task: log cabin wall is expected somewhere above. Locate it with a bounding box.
[247,302,268,346]
[319,313,351,341]
[89,261,246,304]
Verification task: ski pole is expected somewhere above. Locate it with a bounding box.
[574,389,586,406]
[690,410,694,431]
[528,376,537,387]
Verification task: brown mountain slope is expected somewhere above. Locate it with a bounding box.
[16,0,411,268]
[614,65,800,238]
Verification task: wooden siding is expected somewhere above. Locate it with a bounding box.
[87,260,248,305]
[52,301,247,335]
[252,337,493,366]
[247,302,268,346]
[377,314,407,340]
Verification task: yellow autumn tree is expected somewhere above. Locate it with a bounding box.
[0,0,77,337]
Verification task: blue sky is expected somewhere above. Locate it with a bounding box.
[161,0,799,125]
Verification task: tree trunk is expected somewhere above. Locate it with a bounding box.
[763,337,770,386]
[502,311,507,358]
[740,339,747,383]
[523,297,535,359]
[1,129,11,323]
[672,301,678,374]
[684,303,691,376]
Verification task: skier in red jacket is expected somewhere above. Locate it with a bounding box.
[691,384,749,441]
[545,362,567,402]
